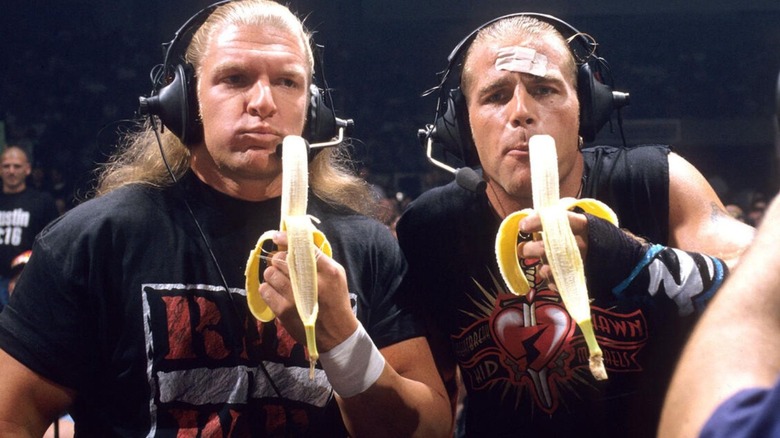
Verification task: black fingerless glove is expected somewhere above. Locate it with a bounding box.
[583,213,648,297]
[583,214,729,314]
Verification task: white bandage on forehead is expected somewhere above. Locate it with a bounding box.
[495,46,548,77]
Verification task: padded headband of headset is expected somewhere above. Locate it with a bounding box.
[420,12,629,168]
[138,0,348,146]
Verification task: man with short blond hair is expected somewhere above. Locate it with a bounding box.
[397,13,755,437]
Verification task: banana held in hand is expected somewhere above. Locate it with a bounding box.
[495,134,618,380]
[245,135,332,378]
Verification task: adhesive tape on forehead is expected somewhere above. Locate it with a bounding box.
[495,46,548,77]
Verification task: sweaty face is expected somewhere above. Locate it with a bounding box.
[463,32,581,208]
[1,150,31,194]
[193,23,310,200]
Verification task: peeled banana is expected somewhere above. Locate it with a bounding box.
[495,135,618,380]
[245,135,332,378]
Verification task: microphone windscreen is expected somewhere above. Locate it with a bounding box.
[455,167,486,193]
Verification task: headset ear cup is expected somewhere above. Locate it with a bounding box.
[577,62,618,143]
[433,88,480,167]
[141,63,202,145]
[180,63,202,145]
[304,84,337,143]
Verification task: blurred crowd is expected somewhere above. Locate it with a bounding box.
[725,194,769,227]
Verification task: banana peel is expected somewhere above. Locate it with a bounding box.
[494,135,618,380]
[245,135,332,378]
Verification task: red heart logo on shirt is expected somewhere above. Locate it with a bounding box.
[491,301,574,371]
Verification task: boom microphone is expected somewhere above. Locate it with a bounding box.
[455,167,486,193]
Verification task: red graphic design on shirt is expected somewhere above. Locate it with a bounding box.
[141,284,334,436]
[453,261,649,415]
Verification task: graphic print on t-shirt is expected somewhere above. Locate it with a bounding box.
[452,258,649,415]
[0,207,30,247]
[0,190,59,280]
[140,283,334,436]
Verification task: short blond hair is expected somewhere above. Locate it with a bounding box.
[461,16,577,96]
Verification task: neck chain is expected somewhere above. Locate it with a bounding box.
[487,182,509,219]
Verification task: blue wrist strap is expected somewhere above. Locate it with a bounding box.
[692,257,725,313]
[612,244,664,296]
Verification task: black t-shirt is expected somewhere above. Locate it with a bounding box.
[0,188,58,277]
[0,172,421,437]
[397,145,686,438]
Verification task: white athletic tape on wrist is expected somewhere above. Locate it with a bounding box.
[318,322,386,398]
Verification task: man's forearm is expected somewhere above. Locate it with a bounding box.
[585,214,727,315]
[335,339,452,438]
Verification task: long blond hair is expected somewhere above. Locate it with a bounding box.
[96,0,376,216]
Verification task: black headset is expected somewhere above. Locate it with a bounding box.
[419,13,630,176]
[138,0,352,147]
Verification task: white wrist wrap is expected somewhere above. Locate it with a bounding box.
[318,322,386,398]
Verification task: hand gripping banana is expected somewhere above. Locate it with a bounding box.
[495,135,618,380]
[245,135,332,378]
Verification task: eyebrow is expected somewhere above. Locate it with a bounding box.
[474,71,564,96]
[208,60,243,77]
[474,76,514,98]
[209,59,308,80]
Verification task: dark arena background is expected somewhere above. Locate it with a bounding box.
[2,0,779,211]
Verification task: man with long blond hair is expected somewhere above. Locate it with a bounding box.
[0,1,450,436]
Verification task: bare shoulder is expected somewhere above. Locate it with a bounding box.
[666,152,755,264]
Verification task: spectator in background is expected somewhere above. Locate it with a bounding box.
[29,163,49,192]
[747,195,767,227]
[378,195,402,237]
[0,146,59,310]
[48,166,75,215]
[725,204,746,223]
